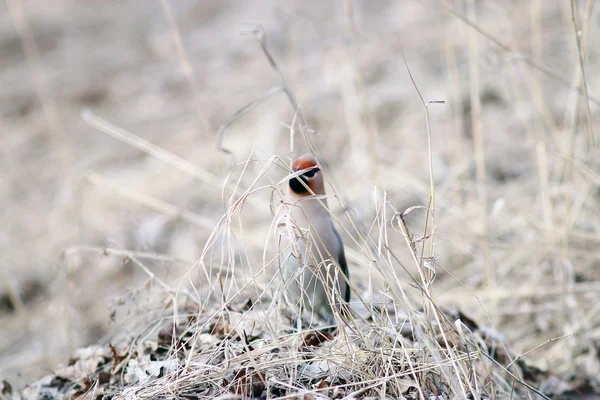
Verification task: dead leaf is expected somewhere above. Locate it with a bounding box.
[302,331,333,348]
[230,367,266,398]
[109,343,127,372]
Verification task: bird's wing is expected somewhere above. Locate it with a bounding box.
[332,226,351,303]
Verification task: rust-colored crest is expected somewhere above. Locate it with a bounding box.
[291,154,318,171]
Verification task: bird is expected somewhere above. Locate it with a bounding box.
[277,153,350,327]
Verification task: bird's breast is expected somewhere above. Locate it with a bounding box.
[278,199,339,267]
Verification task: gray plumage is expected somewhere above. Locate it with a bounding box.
[277,154,350,325]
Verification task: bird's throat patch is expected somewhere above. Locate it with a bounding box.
[289,176,309,194]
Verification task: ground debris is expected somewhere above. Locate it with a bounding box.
[10,301,585,400]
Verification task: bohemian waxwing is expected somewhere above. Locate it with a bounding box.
[277,153,350,325]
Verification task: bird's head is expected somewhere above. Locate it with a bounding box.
[288,153,325,197]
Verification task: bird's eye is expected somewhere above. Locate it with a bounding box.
[303,167,319,178]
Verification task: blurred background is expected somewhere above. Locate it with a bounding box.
[2,0,600,389]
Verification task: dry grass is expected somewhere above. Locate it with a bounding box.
[1,1,600,399]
